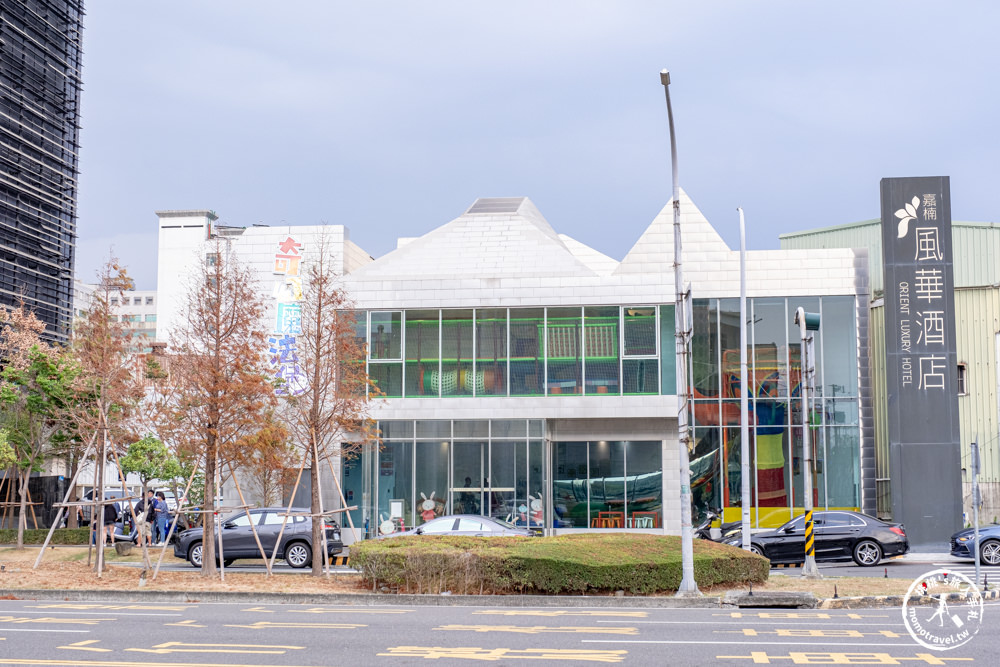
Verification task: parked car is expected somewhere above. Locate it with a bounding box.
[725,510,909,567]
[173,507,343,568]
[950,523,1000,565]
[380,514,536,538]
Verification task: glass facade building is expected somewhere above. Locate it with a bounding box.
[0,0,83,342]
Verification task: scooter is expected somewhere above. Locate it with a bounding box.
[695,509,742,541]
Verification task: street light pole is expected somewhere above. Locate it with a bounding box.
[794,306,821,579]
[739,207,751,551]
[660,69,699,596]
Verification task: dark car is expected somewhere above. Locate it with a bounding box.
[950,523,1000,565]
[173,507,343,568]
[726,510,909,567]
[380,514,535,538]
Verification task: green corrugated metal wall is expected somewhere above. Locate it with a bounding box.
[781,221,1000,294]
[955,288,1000,483]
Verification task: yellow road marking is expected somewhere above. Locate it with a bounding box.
[242,605,410,614]
[436,624,638,635]
[58,640,111,653]
[715,652,972,664]
[723,629,903,638]
[30,604,192,611]
[166,619,206,628]
[226,621,367,630]
[0,616,114,626]
[474,610,647,618]
[125,642,304,655]
[378,646,627,662]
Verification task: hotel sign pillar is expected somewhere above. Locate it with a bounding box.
[880,176,961,547]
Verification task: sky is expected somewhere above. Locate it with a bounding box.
[75,2,1000,289]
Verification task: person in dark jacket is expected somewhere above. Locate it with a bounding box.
[102,500,118,545]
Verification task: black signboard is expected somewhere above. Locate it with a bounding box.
[881,176,961,546]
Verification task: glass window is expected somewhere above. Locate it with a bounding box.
[228,513,253,527]
[825,427,859,508]
[546,307,582,395]
[421,517,456,534]
[441,310,473,396]
[133,297,142,306]
[553,442,588,528]
[261,512,288,525]
[369,363,402,398]
[659,305,676,394]
[370,311,402,360]
[453,442,486,515]
[457,518,484,531]
[145,296,154,305]
[625,441,662,529]
[454,421,488,438]
[145,314,156,322]
[623,306,656,356]
[489,440,519,523]
[819,296,858,398]
[584,306,620,395]
[509,308,544,396]
[491,420,526,438]
[416,421,450,439]
[379,421,413,439]
[415,441,449,524]
[405,310,439,396]
[476,308,507,396]
[377,441,414,529]
[751,298,790,399]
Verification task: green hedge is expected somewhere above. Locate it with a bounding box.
[0,528,90,545]
[352,534,768,595]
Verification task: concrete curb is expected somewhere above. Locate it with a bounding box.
[1,587,994,610]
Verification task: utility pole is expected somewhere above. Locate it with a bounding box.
[738,207,751,551]
[660,69,699,596]
[794,307,821,579]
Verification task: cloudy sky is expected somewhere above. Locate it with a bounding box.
[75,2,999,289]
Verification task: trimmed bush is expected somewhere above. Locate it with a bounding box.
[0,528,90,545]
[353,533,768,595]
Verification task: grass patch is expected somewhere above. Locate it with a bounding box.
[353,533,769,595]
[0,529,90,545]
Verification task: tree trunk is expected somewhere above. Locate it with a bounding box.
[66,454,80,529]
[16,469,28,550]
[202,440,217,576]
[310,434,323,577]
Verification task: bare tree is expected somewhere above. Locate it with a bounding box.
[70,258,145,574]
[162,241,275,576]
[281,231,376,576]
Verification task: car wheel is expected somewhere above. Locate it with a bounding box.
[981,540,1000,566]
[749,544,767,559]
[852,539,882,566]
[188,542,203,568]
[285,542,311,569]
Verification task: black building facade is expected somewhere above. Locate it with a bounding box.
[0,0,83,342]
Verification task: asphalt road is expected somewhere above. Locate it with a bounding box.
[0,597,997,666]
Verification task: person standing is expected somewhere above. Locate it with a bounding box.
[153,492,169,545]
[134,490,154,547]
[102,500,118,545]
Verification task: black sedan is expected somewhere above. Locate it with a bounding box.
[173,507,343,568]
[380,514,535,538]
[727,510,909,567]
[950,523,1000,565]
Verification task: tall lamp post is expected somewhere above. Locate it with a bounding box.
[660,69,699,596]
[794,307,821,579]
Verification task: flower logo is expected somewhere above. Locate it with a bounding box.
[895,195,921,238]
